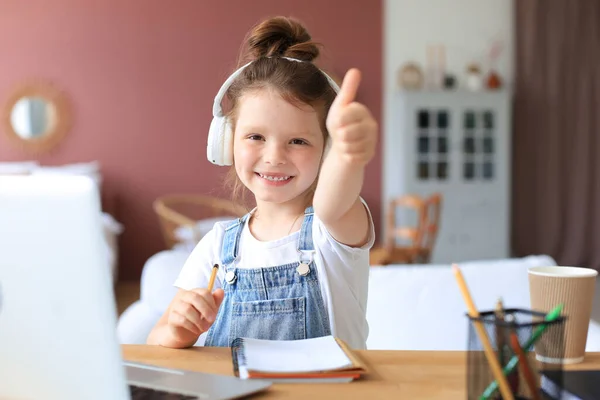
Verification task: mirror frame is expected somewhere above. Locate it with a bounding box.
[2,80,72,154]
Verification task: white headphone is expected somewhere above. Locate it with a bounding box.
[206,57,341,166]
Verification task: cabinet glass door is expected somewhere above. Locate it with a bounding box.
[460,109,496,182]
[415,108,451,182]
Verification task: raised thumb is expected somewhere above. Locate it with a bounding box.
[331,68,361,111]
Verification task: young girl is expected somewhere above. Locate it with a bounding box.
[147,16,378,350]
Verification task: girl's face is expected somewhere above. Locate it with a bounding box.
[233,88,325,207]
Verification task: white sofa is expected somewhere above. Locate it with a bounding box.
[117,253,600,351]
[366,255,600,351]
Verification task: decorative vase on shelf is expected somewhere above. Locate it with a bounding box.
[485,39,504,90]
[486,69,502,90]
[398,62,424,90]
[465,63,483,91]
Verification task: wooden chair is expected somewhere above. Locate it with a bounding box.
[370,192,443,266]
[417,193,442,263]
[153,194,247,249]
[370,194,427,265]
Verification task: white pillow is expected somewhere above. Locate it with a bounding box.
[0,161,40,175]
[31,161,102,187]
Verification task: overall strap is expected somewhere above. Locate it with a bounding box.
[298,206,315,251]
[220,213,249,266]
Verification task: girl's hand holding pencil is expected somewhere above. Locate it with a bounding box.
[164,265,224,346]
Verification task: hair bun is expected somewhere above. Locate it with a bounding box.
[245,16,320,62]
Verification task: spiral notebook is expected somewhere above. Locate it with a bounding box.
[231,336,367,383]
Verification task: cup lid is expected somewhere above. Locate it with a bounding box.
[528,266,598,278]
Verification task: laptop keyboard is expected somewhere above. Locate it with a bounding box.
[129,384,198,399]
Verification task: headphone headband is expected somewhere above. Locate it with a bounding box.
[212,57,340,118]
[207,57,340,166]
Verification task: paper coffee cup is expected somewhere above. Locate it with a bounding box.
[529,266,597,364]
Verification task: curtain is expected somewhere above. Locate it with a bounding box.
[512,0,600,271]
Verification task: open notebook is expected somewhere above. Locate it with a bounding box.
[231,336,368,383]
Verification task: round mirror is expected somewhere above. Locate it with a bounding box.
[2,81,71,154]
[10,96,57,139]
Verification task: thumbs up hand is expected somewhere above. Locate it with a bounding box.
[314,69,377,243]
[326,68,378,167]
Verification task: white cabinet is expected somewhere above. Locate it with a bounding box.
[382,90,512,263]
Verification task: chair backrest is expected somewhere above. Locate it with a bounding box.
[153,194,246,249]
[419,193,443,262]
[384,194,427,250]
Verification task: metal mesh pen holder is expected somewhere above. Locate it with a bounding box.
[467,308,566,400]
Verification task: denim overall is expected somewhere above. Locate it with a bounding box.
[204,206,331,347]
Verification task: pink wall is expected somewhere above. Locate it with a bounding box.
[0,0,382,280]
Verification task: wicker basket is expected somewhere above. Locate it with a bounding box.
[153,194,247,249]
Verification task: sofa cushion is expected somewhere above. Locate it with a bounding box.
[140,249,189,314]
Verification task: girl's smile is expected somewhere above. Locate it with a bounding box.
[255,172,294,186]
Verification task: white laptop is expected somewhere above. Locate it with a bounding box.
[0,175,271,399]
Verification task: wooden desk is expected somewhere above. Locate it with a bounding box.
[123,346,600,399]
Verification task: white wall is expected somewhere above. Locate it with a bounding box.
[384,0,514,91]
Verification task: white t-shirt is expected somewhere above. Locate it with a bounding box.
[174,201,375,349]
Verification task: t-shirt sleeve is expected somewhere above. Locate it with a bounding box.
[173,223,225,291]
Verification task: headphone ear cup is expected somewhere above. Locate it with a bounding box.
[207,116,220,165]
[206,116,234,166]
